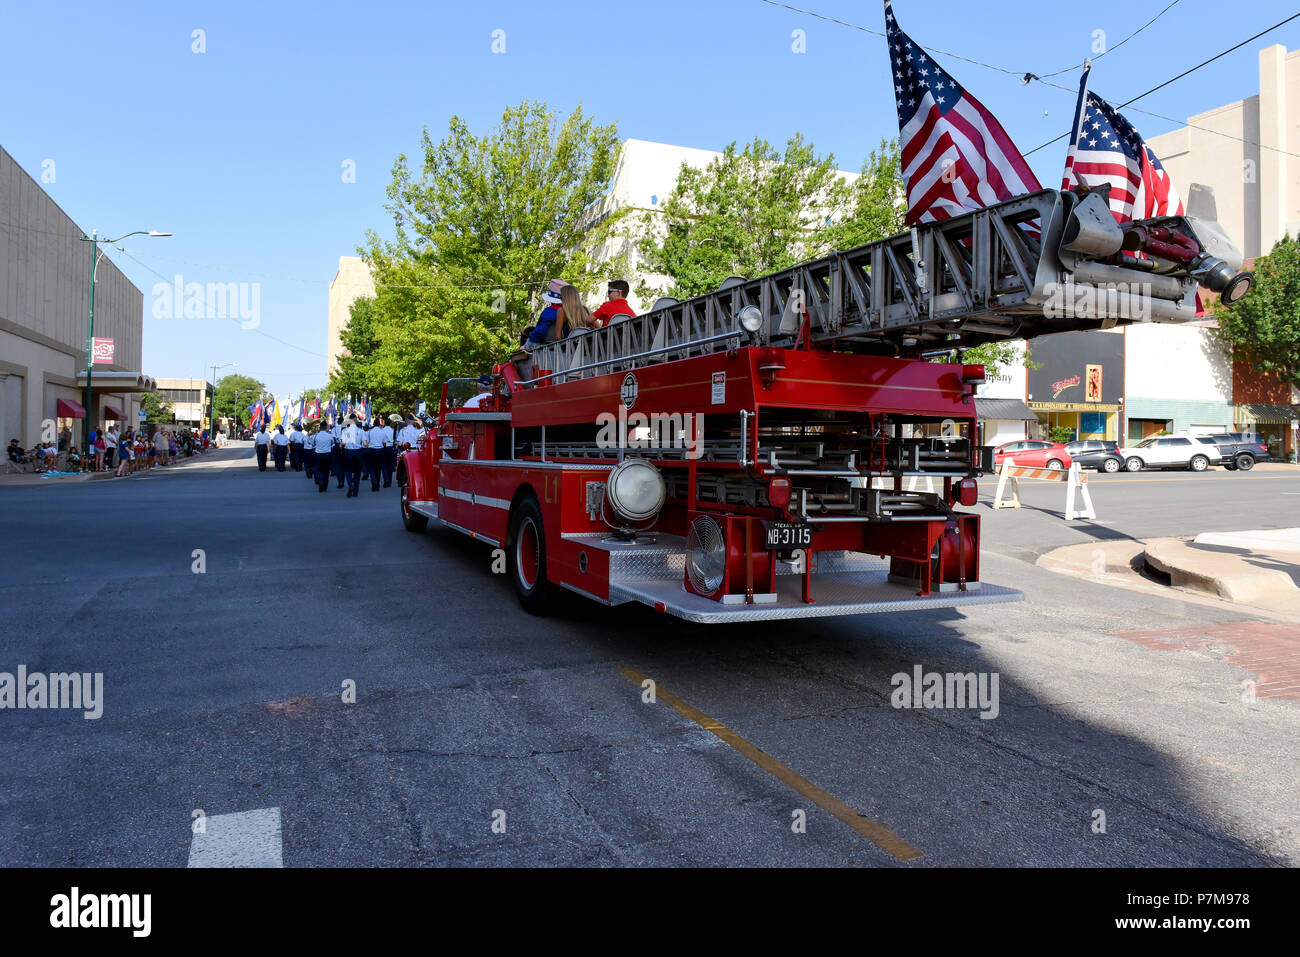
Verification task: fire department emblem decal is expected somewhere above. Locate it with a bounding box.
[620,373,638,409]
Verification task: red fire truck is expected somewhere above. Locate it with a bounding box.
[397,187,1251,622]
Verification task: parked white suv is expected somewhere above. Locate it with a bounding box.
[1117,436,1222,472]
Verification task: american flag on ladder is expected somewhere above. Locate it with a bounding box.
[1062,64,1184,223]
[884,0,1041,226]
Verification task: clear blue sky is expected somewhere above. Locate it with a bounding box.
[2,0,1296,400]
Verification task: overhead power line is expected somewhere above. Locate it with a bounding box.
[759,1,1300,161]
[1023,10,1300,156]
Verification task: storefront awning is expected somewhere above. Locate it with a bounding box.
[56,398,86,419]
[1236,404,1298,423]
[976,398,1036,421]
[104,404,125,420]
[75,371,157,393]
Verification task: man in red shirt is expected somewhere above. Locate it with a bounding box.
[589,280,636,328]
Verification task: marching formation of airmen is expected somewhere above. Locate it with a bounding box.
[252,413,429,498]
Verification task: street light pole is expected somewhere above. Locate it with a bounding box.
[79,229,172,456]
[210,362,236,438]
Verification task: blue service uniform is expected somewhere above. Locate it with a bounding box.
[271,430,289,471]
[361,425,377,489]
[289,427,305,470]
[373,424,395,487]
[311,430,335,491]
[330,423,344,487]
[254,430,270,471]
[341,423,364,497]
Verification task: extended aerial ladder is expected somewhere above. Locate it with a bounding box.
[514,185,1248,384]
[400,186,1251,622]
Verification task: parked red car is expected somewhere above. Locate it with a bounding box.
[993,440,1073,470]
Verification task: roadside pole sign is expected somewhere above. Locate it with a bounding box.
[91,337,114,364]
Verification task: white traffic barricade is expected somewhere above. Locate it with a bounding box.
[992,459,1096,520]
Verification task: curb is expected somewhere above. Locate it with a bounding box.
[1143,538,1300,606]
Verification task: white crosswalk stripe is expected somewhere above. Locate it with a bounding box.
[188,807,283,867]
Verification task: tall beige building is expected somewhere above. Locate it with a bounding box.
[327,256,376,374]
[0,146,151,450]
[1149,44,1300,259]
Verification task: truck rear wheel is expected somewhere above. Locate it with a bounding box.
[508,495,553,614]
[399,472,427,532]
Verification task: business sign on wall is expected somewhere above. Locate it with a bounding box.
[975,341,1027,400]
[1027,331,1123,405]
[91,337,114,365]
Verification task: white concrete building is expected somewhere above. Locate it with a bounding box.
[1149,44,1300,259]
[1123,323,1234,439]
[327,256,376,375]
[973,340,1033,447]
[588,139,859,312]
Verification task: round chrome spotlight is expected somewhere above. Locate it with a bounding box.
[737,305,763,334]
[605,459,665,524]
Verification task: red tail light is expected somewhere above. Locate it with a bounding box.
[956,478,978,507]
[768,478,792,508]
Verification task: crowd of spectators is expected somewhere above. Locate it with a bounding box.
[6,424,215,476]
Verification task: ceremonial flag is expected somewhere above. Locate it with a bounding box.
[307,398,321,421]
[268,396,280,429]
[247,399,263,429]
[884,0,1041,225]
[325,395,336,424]
[1062,65,1184,224]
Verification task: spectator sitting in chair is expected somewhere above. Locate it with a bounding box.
[29,443,53,472]
[7,439,28,467]
[65,445,81,472]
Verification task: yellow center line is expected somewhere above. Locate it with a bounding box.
[619,667,923,862]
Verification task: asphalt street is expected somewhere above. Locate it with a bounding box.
[1,446,1296,866]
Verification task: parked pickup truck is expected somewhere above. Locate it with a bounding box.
[1207,432,1272,471]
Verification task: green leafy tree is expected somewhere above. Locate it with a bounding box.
[935,341,1040,378]
[330,296,396,405]
[636,134,857,301]
[1213,235,1300,381]
[140,391,174,423]
[824,139,908,251]
[213,374,267,427]
[349,101,626,402]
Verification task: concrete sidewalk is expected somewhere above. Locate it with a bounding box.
[0,442,250,487]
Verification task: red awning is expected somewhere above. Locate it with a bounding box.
[56,399,86,419]
[104,404,125,420]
